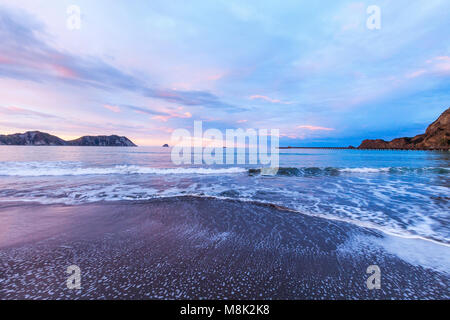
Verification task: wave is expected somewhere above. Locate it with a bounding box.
[341,167,450,174]
[249,166,449,176]
[1,177,448,246]
[0,163,247,176]
[2,190,448,249]
[0,161,448,177]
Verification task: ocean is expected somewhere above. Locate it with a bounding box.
[0,146,448,244]
[0,146,449,299]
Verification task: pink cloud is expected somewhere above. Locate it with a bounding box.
[2,106,23,113]
[237,119,248,123]
[207,72,227,81]
[406,69,426,79]
[132,109,148,115]
[0,105,62,121]
[419,56,450,76]
[152,111,192,122]
[156,90,179,99]
[0,55,13,64]
[250,95,292,104]
[152,115,171,122]
[155,126,175,133]
[51,64,78,79]
[0,50,79,79]
[280,133,306,139]
[434,56,450,62]
[104,104,121,113]
[435,61,450,73]
[297,125,334,131]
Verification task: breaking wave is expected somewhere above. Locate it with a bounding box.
[249,166,449,176]
[0,162,448,177]
[0,163,247,176]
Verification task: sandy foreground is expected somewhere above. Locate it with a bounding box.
[0,196,448,299]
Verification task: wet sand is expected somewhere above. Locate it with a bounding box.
[0,196,448,299]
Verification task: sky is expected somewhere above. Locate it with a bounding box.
[0,0,449,146]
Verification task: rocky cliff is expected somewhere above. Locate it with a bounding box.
[0,131,66,146]
[358,108,450,150]
[0,131,137,147]
[67,135,137,147]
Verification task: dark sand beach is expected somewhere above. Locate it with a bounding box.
[0,196,448,300]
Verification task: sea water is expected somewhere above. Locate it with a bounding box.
[0,146,448,245]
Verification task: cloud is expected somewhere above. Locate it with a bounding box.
[1,2,449,146]
[297,125,334,131]
[154,126,175,133]
[0,6,242,112]
[207,72,226,81]
[123,105,167,116]
[152,111,192,122]
[406,70,427,79]
[429,56,450,74]
[250,95,291,104]
[103,104,121,113]
[119,104,192,122]
[144,88,244,112]
[0,105,62,119]
[433,56,450,61]
[405,56,450,79]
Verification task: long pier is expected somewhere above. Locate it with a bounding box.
[279,147,449,151]
[357,148,449,151]
[278,147,351,150]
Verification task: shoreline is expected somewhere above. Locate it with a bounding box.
[1,196,448,247]
[0,197,448,299]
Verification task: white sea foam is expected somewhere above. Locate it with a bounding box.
[0,180,448,248]
[339,167,391,173]
[337,233,450,275]
[0,162,448,176]
[372,235,450,274]
[0,163,247,176]
[339,167,449,174]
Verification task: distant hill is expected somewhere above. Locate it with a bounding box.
[358,108,450,150]
[66,135,137,147]
[0,131,137,147]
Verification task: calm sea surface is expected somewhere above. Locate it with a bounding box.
[0,146,448,244]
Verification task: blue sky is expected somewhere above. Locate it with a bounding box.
[0,0,449,146]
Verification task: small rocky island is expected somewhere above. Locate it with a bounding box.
[0,131,137,146]
[358,107,449,150]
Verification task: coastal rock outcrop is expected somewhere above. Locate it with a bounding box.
[0,131,66,146]
[67,135,136,147]
[358,108,449,150]
[0,131,137,146]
